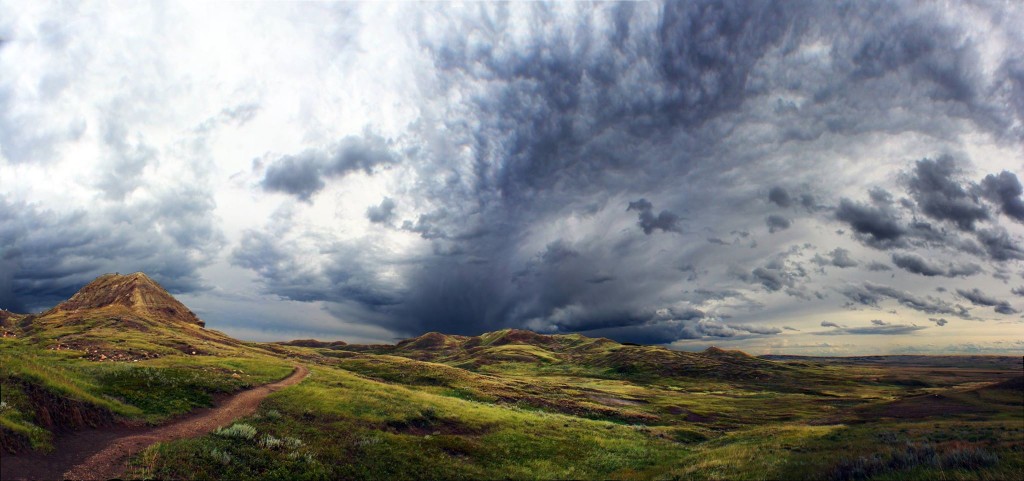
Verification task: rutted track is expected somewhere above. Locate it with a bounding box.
[1,365,308,481]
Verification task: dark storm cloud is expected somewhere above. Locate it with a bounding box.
[261,134,396,202]
[1012,286,1024,297]
[836,160,1024,264]
[866,261,892,271]
[580,315,782,345]
[891,253,980,278]
[0,194,222,312]
[1,0,1019,351]
[261,153,324,201]
[928,317,948,326]
[225,0,1024,342]
[976,227,1024,261]
[750,266,793,292]
[768,186,792,208]
[907,156,989,231]
[821,320,844,328]
[981,171,1024,223]
[840,282,970,318]
[766,215,791,234]
[366,198,397,224]
[835,199,906,249]
[956,288,1020,315]
[627,199,681,234]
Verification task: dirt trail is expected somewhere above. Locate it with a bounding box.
[1,365,308,481]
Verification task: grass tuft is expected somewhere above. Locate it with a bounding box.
[214,423,257,441]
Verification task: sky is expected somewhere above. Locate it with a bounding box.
[1,1,1023,355]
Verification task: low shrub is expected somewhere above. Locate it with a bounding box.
[214,423,257,440]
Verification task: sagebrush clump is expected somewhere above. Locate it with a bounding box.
[214,423,257,440]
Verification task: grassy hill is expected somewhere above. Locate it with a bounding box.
[0,273,295,453]
[2,273,1021,480]
[335,329,804,383]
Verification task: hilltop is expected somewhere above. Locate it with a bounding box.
[14,272,248,361]
[46,272,206,327]
[1,273,296,460]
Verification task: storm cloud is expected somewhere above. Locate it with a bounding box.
[981,171,1024,223]
[928,317,948,326]
[766,215,791,234]
[956,288,1020,315]
[840,282,972,319]
[0,194,222,311]
[835,199,906,249]
[907,156,989,231]
[366,198,397,225]
[261,134,397,202]
[2,1,1023,352]
[628,199,681,235]
[768,187,792,208]
[891,253,981,278]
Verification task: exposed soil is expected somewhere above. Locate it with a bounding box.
[587,394,644,406]
[0,365,308,481]
[683,412,715,423]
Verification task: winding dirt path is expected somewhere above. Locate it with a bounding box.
[1,365,308,481]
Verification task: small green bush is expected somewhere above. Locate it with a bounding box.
[259,434,283,450]
[214,423,257,440]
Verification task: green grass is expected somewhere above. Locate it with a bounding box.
[0,335,293,450]
[127,365,693,480]
[3,318,1021,480]
[120,348,1022,480]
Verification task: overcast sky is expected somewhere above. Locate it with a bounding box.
[2,1,1023,355]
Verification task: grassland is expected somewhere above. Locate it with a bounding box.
[0,334,294,452]
[121,332,1022,481]
[0,273,297,453]
[2,274,1020,480]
